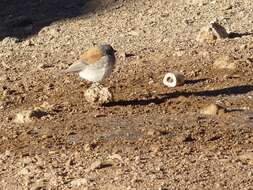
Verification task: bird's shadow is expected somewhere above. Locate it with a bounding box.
[105,84,253,107]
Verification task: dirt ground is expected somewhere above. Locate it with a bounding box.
[0,0,253,189]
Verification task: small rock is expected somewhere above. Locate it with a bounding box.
[83,144,92,152]
[71,178,88,187]
[0,101,5,110]
[14,108,49,123]
[84,142,97,152]
[173,51,185,57]
[128,30,139,36]
[2,88,15,97]
[4,150,11,157]
[19,168,30,175]
[1,37,20,45]
[108,154,123,162]
[208,135,221,141]
[223,4,233,10]
[88,160,112,171]
[213,55,236,70]
[118,51,135,60]
[14,110,33,123]
[200,103,223,115]
[150,144,161,153]
[84,85,113,105]
[66,158,75,166]
[147,129,160,136]
[188,0,207,6]
[37,63,53,70]
[238,152,253,165]
[40,102,54,110]
[30,179,48,190]
[159,187,168,190]
[196,21,228,43]
[22,157,33,165]
[38,26,60,38]
[198,50,209,57]
[22,40,34,47]
[131,173,142,184]
[246,136,253,143]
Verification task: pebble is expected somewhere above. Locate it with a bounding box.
[200,103,223,115]
[128,30,140,36]
[84,85,113,105]
[22,40,34,47]
[213,55,236,70]
[118,51,135,60]
[19,168,30,175]
[14,110,33,123]
[88,160,112,171]
[188,0,207,6]
[14,108,49,124]
[22,157,33,165]
[30,180,47,190]
[158,187,168,190]
[1,37,20,45]
[150,144,161,153]
[108,154,123,162]
[40,102,54,110]
[37,63,53,70]
[147,129,160,136]
[71,178,88,187]
[173,51,185,57]
[238,152,253,165]
[84,141,98,151]
[196,21,228,43]
[38,26,61,38]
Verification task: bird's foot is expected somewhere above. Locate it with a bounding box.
[91,82,103,89]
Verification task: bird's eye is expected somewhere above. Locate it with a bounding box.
[108,49,115,55]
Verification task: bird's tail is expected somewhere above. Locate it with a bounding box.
[64,60,87,73]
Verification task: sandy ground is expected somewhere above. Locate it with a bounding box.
[0,0,253,189]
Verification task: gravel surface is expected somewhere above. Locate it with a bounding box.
[0,0,253,189]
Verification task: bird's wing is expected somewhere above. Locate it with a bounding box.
[80,47,103,64]
[64,60,88,73]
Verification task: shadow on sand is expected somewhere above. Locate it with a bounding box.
[106,85,253,107]
[0,0,114,40]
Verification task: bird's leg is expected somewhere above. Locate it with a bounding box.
[91,82,102,88]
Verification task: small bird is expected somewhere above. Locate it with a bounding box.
[65,44,117,85]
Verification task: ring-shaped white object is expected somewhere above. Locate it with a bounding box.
[163,72,185,87]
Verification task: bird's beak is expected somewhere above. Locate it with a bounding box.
[113,49,117,53]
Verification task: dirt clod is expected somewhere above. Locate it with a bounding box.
[200,103,224,115]
[238,152,253,165]
[13,108,49,123]
[71,178,88,187]
[196,22,229,43]
[213,55,237,70]
[88,160,113,171]
[84,85,113,105]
